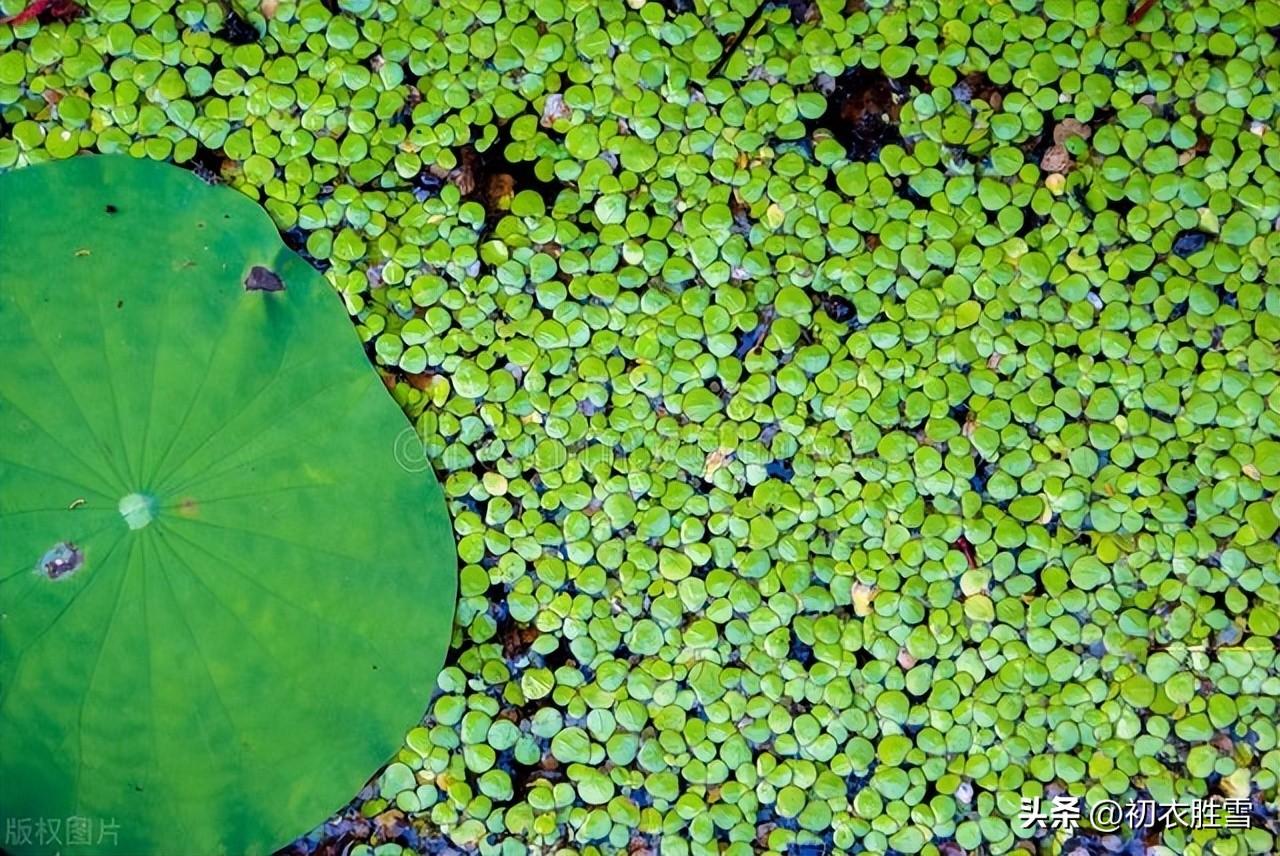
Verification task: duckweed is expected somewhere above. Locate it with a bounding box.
[4,0,1280,853]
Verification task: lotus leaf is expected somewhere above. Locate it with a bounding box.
[0,156,456,856]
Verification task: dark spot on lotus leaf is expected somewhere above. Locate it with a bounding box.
[104,204,117,214]
[39,542,83,580]
[1172,230,1209,257]
[116,300,124,309]
[245,266,285,292]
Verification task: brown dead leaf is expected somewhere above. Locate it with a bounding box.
[1040,144,1072,173]
[628,835,657,856]
[372,809,406,841]
[405,371,435,392]
[755,823,777,848]
[1052,118,1091,145]
[540,93,570,127]
[446,147,480,196]
[502,623,539,659]
[486,172,515,210]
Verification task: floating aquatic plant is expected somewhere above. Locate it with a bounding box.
[3,0,1280,854]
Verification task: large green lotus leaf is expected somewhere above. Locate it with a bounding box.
[0,156,457,856]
